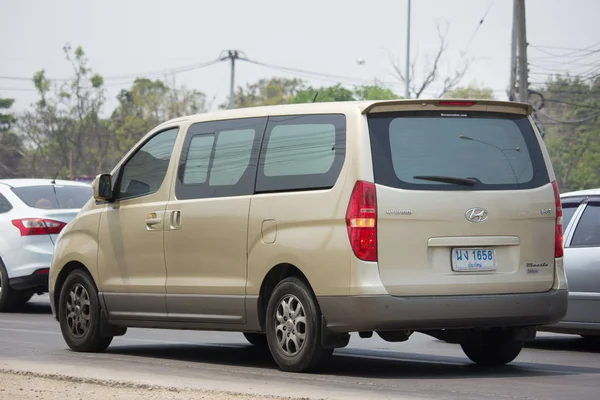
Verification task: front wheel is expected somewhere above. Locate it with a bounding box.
[461,329,524,366]
[266,277,332,372]
[58,270,113,352]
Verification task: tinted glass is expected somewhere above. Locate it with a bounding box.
[0,193,12,213]
[256,114,346,193]
[118,127,179,199]
[176,117,266,200]
[264,124,336,177]
[562,203,579,230]
[368,111,549,191]
[571,203,600,247]
[210,128,256,186]
[183,135,215,185]
[12,185,92,209]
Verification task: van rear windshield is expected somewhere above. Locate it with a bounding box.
[367,111,549,191]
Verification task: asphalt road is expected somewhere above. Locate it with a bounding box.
[1,296,599,400]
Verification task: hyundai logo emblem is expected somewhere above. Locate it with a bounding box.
[465,207,488,223]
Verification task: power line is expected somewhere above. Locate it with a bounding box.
[461,0,494,55]
[0,58,222,84]
[543,98,600,111]
[537,108,600,123]
[530,42,600,58]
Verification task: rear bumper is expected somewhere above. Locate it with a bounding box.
[9,270,49,292]
[318,289,568,333]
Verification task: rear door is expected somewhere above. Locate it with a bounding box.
[366,103,556,296]
[562,196,600,324]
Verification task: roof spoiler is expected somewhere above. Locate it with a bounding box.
[360,99,533,116]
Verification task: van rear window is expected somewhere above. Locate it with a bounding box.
[367,111,549,191]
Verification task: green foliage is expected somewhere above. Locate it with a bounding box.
[354,85,399,101]
[223,77,305,108]
[226,78,400,108]
[536,76,600,191]
[0,97,24,178]
[444,83,495,100]
[293,84,355,103]
[292,84,399,103]
[110,78,206,153]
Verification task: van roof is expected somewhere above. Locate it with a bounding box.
[157,99,532,128]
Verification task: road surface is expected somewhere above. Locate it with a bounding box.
[1,296,599,400]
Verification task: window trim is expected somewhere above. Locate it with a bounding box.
[175,117,268,200]
[367,111,550,192]
[255,114,347,194]
[114,126,180,202]
[565,197,600,249]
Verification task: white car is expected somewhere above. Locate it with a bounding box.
[0,179,93,311]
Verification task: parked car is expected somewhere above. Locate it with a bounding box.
[0,179,93,311]
[49,99,567,372]
[538,188,600,341]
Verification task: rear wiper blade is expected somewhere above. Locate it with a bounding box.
[413,175,477,186]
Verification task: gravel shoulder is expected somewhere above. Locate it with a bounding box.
[0,370,312,400]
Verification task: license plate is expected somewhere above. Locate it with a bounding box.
[452,248,497,272]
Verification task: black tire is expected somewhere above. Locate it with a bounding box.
[581,335,600,343]
[58,270,112,352]
[0,260,31,312]
[461,330,524,366]
[243,332,268,347]
[265,277,333,372]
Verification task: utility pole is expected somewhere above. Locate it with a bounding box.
[517,0,529,103]
[508,0,519,101]
[220,50,242,109]
[405,0,411,99]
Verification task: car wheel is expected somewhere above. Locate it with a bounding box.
[581,335,600,343]
[243,332,268,347]
[58,270,113,352]
[461,330,524,366]
[265,277,333,372]
[0,260,30,312]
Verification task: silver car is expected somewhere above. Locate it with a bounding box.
[0,179,93,311]
[539,188,600,341]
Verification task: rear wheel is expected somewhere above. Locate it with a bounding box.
[581,335,600,343]
[461,329,524,366]
[0,261,31,312]
[265,277,333,372]
[58,270,112,352]
[243,332,268,347]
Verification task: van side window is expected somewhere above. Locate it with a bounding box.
[117,127,179,200]
[0,193,12,213]
[571,202,600,247]
[183,135,215,185]
[256,114,346,193]
[176,117,267,200]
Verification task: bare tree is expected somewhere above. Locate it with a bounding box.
[391,24,472,99]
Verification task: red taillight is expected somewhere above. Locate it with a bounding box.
[438,100,476,107]
[346,181,377,262]
[552,181,564,258]
[11,218,66,236]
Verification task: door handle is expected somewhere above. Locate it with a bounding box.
[169,210,182,230]
[145,212,162,229]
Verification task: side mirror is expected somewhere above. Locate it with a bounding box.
[93,174,113,202]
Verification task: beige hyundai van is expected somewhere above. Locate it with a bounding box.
[49,99,568,372]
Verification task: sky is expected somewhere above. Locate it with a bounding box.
[1,0,599,115]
